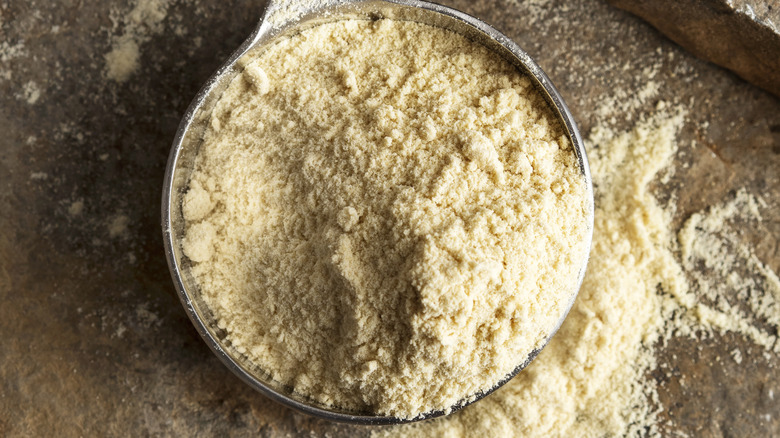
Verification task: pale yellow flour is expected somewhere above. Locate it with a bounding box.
[182,19,589,418]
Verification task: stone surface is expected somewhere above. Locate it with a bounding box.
[1,0,779,436]
[609,0,780,97]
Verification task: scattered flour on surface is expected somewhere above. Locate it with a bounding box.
[104,0,172,82]
[0,40,26,82]
[18,80,41,104]
[679,189,780,353]
[594,76,661,124]
[105,36,141,83]
[68,200,84,217]
[135,303,161,328]
[108,214,130,239]
[731,348,743,364]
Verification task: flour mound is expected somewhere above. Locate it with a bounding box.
[183,19,589,418]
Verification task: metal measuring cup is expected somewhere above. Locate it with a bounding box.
[162,0,594,425]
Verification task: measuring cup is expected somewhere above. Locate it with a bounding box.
[162,0,594,425]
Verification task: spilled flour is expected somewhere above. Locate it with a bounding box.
[376,110,780,436]
[104,0,172,82]
[680,190,780,353]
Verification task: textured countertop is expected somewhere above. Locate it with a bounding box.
[1,0,778,436]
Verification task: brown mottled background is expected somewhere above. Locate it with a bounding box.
[1,0,778,436]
